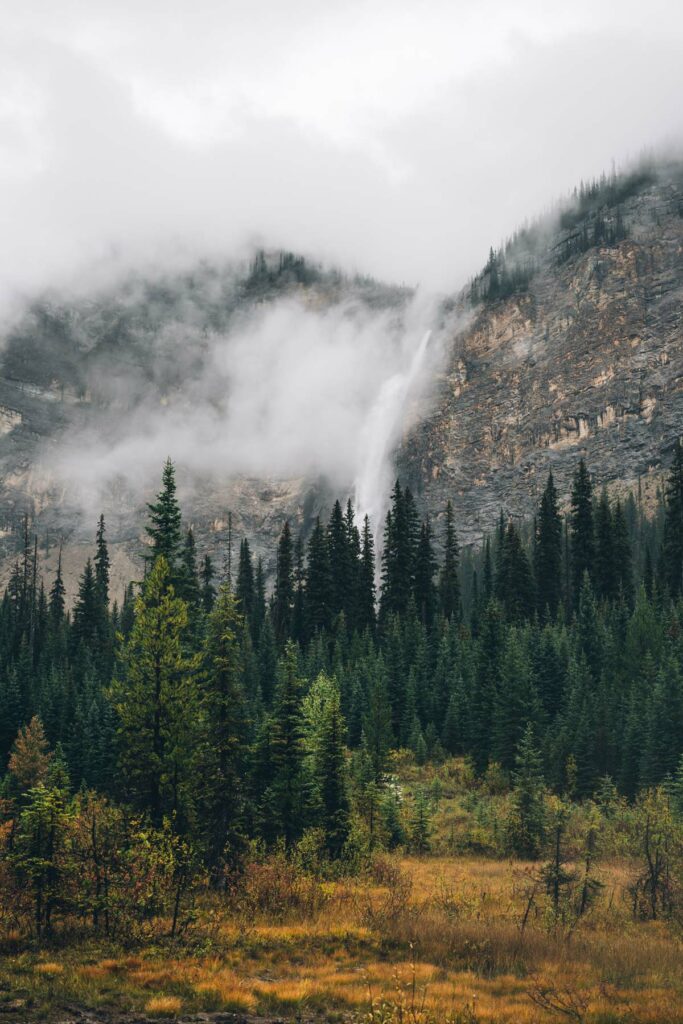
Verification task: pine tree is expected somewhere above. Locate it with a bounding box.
[198,585,247,872]
[49,547,66,624]
[71,560,99,654]
[302,673,350,858]
[496,522,535,621]
[409,789,431,854]
[358,516,376,632]
[111,557,198,828]
[570,460,595,605]
[201,555,216,613]
[306,517,332,637]
[94,514,110,608]
[145,458,183,572]
[179,528,201,608]
[327,500,350,620]
[291,536,306,645]
[534,471,563,619]
[612,500,634,604]
[361,658,393,783]
[507,723,546,858]
[235,539,255,621]
[594,490,615,600]
[263,642,306,846]
[661,440,683,597]
[273,522,294,643]
[380,481,419,619]
[414,520,438,627]
[438,501,460,621]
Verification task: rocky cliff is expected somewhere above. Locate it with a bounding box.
[399,163,683,543]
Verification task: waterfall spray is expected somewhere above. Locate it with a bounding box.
[353,327,433,542]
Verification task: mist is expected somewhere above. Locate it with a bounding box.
[46,283,450,532]
[1,2,682,305]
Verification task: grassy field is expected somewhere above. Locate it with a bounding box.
[2,851,683,1023]
[2,757,683,1023]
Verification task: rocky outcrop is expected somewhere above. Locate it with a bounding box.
[399,172,683,543]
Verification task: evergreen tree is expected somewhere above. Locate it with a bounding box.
[507,723,546,858]
[612,500,634,604]
[534,471,562,619]
[414,520,438,627]
[661,440,683,597]
[201,555,217,613]
[570,460,595,605]
[358,516,376,632]
[145,458,183,572]
[198,585,247,872]
[496,522,535,621]
[302,673,350,858]
[273,522,294,643]
[306,517,333,637]
[179,528,201,608]
[263,642,306,845]
[438,501,460,621]
[94,514,110,608]
[111,557,198,828]
[380,482,419,619]
[235,538,255,622]
[49,547,66,624]
[594,490,616,600]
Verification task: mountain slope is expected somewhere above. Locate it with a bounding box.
[400,162,683,542]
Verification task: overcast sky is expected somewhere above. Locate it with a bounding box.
[1,0,682,300]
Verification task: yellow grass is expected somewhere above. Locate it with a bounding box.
[34,961,64,975]
[144,995,183,1015]
[3,855,683,1022]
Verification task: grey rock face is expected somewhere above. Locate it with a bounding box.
[398,173,683,543]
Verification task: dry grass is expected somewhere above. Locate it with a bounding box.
[144,995,184,1015]
[1,855,683,1022]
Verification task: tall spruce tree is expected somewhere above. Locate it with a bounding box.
[414,520,438,627]
[534,471,562,619]
[661,440,683,597]
[306,517,333,637]
[198,585,247,872]
[111,557,198,829]
[438,501,460,621]
[273,522,294,643]
[145,458,183,572]
[359,515,376,632]
[570,459,595,605]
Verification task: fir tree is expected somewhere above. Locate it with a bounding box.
[507,723,546,858]
[198,585,247,872]
[201,555,217,613]
[273,522,294,643]
[94,514,110,608]
[438,501,460,621]
[414,520,438,627]
[145,458,183,572]
[111,557,198,828]
[661,440,683,597]
[358,516,376,632]
[534,471,562,619]
[570,459,595,605]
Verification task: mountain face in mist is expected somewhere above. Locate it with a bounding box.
[0,254,416,598]
[400,162,683,542]
[0,162,681,597]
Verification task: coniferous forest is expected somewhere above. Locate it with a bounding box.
[2,446,683,944]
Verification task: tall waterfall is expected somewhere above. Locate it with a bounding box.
[353,327,432,540]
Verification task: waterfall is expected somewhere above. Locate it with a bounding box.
[353,327,432,540]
